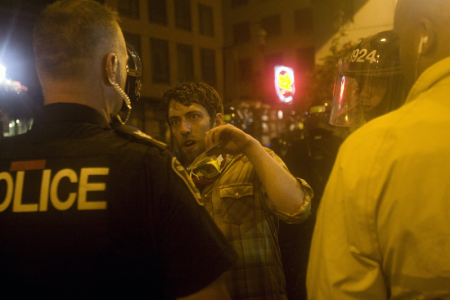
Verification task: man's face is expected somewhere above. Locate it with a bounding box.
[359,77,389,112]
[168,100,215,165]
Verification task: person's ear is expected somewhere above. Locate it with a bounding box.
[418,18,435,56]
[105,53,118,85]
[214,113,224,127]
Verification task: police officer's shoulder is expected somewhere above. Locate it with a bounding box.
[113,123,167,151]
[0,133,28,155]
[113,124,203,205]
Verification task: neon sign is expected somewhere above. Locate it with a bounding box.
[274,65,295,103]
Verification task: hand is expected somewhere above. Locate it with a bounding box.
[205,124,255,156]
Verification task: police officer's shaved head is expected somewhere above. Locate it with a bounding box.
[394,0,450,89]
[33,0,123,81]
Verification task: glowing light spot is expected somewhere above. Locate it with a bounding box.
[0,64,6,83]
[339,77,346,104]
[278,110,283,120]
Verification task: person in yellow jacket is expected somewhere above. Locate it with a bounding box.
[307,0,450,299]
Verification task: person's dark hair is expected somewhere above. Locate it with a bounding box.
[161,82,224,122]
[33,0,121,80]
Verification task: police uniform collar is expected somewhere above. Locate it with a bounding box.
[34,103,111,128]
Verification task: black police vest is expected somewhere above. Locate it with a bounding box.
[0,124,169,296]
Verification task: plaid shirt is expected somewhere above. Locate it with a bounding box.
[200,148,312,299]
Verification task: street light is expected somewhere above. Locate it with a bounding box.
[0,62,30,139]
[0,64,6,83]
[0,63,27,94]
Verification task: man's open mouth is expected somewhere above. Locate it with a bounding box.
[184,140,196,147]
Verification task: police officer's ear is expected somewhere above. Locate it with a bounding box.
[105,53,119,85]
[418,18,435,56]
[213,113,224,127]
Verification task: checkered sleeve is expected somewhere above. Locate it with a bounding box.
[262,148,313,224]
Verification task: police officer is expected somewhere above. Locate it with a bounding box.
[329,30,407,127]
[308,1,450,296]
[0,1,236,298]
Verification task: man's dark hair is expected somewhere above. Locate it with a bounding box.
[161,82,224,122]
[33,0,121,80]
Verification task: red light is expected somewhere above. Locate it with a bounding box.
[339,77,346,104]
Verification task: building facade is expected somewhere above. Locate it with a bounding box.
[0,0,398,142]
[220,0,398,145]
[314,0,398,62]
[102,0,224,142]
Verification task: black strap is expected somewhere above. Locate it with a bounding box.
[113,123,167,151]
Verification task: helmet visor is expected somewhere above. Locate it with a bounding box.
[329,57,405,127]
[329,74,365,127]
[329,57,364,126]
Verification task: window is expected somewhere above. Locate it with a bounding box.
[297,47,315,92]
[123,32,141,56]
[177,44,194,82]
[264,53,284,75]
[233,21,250,45]
[174,0,191,31]
[148,0,167,26]
[198,4,214,37]
[231,0,249,7]
[294,7,314,32]
[297,47,315,74]
[118,0,139,19]
[200,48,216,87]
[238,58,253,82]
[261,14,281,37]
[150,38,170,84]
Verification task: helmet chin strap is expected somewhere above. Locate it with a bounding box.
[113,82,132,124]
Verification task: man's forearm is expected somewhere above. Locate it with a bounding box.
[242,137,306,215]
[204,123,307,215]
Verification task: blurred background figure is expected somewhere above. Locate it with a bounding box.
[329,30,407,127]
[285,103,344,207]
[279,103,344,300]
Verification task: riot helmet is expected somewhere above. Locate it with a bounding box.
[125,42,142,102]
[306,104,331,131]
[116,42,143,124]
[329,30,406,127]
